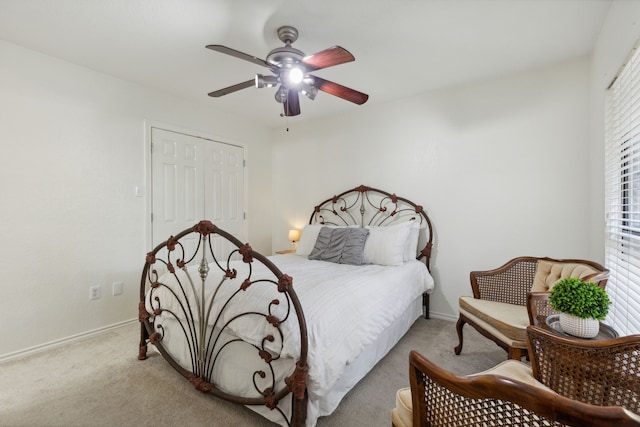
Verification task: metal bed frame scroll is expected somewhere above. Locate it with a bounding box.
[310,184,434,317]
[138,220,309,426]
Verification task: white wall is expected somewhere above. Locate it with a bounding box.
[0,41,273,358]
[589,1,640,263]
[5,0,637,357]
[272,57,592,320]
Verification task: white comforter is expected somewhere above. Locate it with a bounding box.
[273,255,433,397]
[146,253,434,402]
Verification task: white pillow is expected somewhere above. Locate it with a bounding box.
[404,221,421,262]
[295,224,324,256]
[363,222,412,266]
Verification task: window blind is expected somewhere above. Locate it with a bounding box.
[605,39,640,335]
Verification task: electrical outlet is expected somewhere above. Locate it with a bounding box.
[90,285,101,300]
[112,282,123,296]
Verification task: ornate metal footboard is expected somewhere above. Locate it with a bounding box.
[310,184,434,317]
[138,220,309,426]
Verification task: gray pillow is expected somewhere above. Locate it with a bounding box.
[340,227,369,265]
[308,226,369,265]
[308,227,348,262]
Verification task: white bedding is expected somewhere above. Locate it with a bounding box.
[146,253,434,425]
[272,254,433,397]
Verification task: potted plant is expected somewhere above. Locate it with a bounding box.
[549,277,611,338]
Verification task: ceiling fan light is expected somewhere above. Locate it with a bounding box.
[274,86,288,103]
[283,67,304,87]
[301,84,318,100]
[255,74,278,88]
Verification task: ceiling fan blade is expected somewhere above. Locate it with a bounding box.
[206,45,273,69]
[208,79,254,97]
[283,90,301,116]
[301,46,355,71]
[311,76,369,105]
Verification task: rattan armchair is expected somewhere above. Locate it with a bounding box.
[527,325,640,414]
[391,349,640,427]
[527,291,559,325]
[455,256,608,359]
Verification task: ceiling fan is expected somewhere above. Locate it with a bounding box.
[206,25,369,117]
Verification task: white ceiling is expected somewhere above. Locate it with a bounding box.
[0,0,612,128]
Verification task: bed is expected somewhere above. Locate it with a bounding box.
[138,184,435,426]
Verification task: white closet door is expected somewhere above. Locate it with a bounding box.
[151,127,245,260]
[204,140,245,259]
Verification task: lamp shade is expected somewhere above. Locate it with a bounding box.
[288,229,300,242]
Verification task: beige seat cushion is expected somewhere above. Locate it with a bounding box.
[531,260,600,292]
[476,360,548,388]
[391,387,412,427]
[459,296,529,346]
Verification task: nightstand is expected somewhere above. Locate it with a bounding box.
[275,249,295,254]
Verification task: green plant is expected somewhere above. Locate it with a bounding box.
[549,277,611,320]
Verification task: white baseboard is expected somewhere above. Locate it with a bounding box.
[0,318,138,364]
[0,313,458,363]
[428,311,458,322]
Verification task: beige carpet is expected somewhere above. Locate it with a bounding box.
[0,318,505,426]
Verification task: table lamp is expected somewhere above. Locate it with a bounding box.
[288,229,300,251]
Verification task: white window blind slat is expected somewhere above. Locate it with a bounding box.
[605,41,640,336]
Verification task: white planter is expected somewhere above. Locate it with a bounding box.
[558,312,599,338]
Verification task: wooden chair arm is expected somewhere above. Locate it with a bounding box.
[585,270,610,288]
[527,292,556,325]
[469,256,539,305]
[409,350,640,427]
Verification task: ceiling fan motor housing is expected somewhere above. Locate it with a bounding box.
[266,25,304,67]
[266,46,304,67]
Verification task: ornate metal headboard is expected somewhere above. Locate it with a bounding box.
[309,184,434,270]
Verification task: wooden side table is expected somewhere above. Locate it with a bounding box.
[275,249,294,255]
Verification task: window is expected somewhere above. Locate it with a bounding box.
[605,40,640,335]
